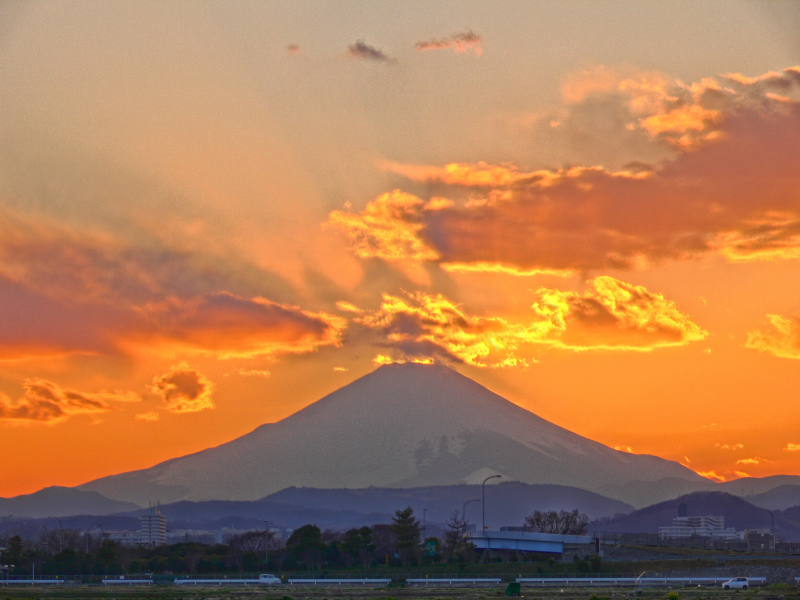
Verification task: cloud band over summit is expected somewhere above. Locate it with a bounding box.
[331,68,800,275]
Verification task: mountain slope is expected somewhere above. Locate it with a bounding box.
[78,363,704,505]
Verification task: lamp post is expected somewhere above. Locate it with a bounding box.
[264,520,270,563]
[422,508,427,541]
[763,508,775,549]
[481,475,501,535]
[462,499,480,535]
[87,523,103,553]
[48,516,63,552]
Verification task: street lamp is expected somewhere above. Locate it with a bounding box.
[462,498,480,534]
[47,516,63,553]
[264,520,270,563]
[422,508,427,541]
[86,523,103,553]
[763,508,775,549]
[481,475,501,535]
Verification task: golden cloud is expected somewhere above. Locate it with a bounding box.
[746,314,800,360]
[531,276,708,351]
[327,190,439,262]
[785,443,800,451]
[0,379,139,424]
[357,291,530,367]
[151,364,215,413]
[356,277,705,365]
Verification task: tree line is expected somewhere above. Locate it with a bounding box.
[0,507,589,576]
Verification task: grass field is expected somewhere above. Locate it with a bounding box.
[1,583,798,600]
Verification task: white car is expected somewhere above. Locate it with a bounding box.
[722,577,749,590]
[259,574,281,585]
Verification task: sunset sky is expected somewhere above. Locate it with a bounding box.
[2,1,800,498]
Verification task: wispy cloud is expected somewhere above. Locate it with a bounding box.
[746,314,800,359]
[151,364,215,414]
[0,379,139,424]
[715,443,744,450]
[233,368,271,378]
[736,457,769,465]
[415,31,482,55]
[785,443,800,451]
[697,470,726,482]
[135,410,160,422]
[0,214,345,361]
[348,40,394,62]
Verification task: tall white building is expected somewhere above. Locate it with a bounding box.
[659,515,739,540]
[139,506,167,546]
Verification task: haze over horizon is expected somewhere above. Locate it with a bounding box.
[2,1,800,498]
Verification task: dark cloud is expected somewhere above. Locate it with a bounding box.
[0,379,138,423]
[348,40,394,62]
[415,31,482,55]
[135,292,346,358]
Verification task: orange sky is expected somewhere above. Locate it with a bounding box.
[2,1,800,498]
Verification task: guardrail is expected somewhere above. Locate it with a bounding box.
[0,579,64,586]
[407,578,502,586]
[103,579,153,585]
[175,578,275,586]
[517,577,767,587]
[288,578,391,586]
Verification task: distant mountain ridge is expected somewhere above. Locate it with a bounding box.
[77,363,704,506]
[0,486,140,518]
[591,490,800,540]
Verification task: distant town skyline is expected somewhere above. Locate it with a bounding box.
[1,1,800,497]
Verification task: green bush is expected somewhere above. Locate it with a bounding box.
[667,591,679,600]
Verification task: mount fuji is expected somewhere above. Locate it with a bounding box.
[78,363,705,506]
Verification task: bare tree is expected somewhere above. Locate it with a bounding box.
[227,529,274,552]
[523,509,589,535]
[443,510,469,561]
